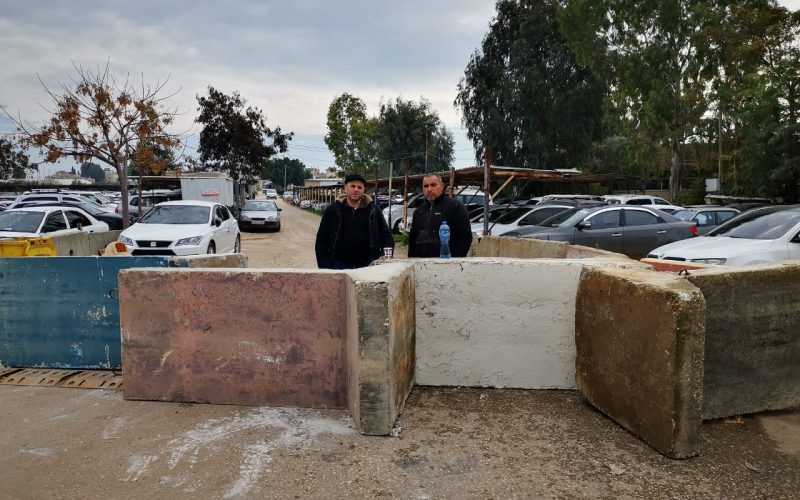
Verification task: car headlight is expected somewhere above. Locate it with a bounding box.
[119,236,135,247]
[240,215,251,222]
[690,258,727,265]
[176,236,204,246]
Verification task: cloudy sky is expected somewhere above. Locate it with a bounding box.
[2,0,799,176]
[0,0,497,175]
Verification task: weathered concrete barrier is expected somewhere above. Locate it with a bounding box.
[51,231,122,256]
[470,235,628,260]
[121,269,350,408]
[120,264,416,435]
[574,267,706,459]
[347,263,415,435]
[411,258,648,389]
[688,264,800,419]
[0,255,247,369]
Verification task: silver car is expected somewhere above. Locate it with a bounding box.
[239,199,281,231]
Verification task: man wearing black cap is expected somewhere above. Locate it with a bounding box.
[315,173,394,269]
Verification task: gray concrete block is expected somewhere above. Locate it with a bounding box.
[346,263,416,435]
[689,264,800,419]
[575,267,706,458]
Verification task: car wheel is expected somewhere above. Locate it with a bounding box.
[275,222,281,232]
[234,235,241,253]
[392,220,401,233]
[207,242,216,254]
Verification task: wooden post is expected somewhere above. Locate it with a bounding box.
[483,147,492,236]
[402,160,410,234]
[449,167,456,197]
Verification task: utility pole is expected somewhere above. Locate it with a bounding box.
[424,126,429,174]
[388,161,393,231]
[283,163,287,193]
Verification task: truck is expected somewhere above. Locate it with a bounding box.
[178,174,247,216]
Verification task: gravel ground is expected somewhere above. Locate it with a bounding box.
[0,385,797,499]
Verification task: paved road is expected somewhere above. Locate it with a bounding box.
[240,198,407,269]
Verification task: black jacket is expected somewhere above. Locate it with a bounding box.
[408,194,472,257]
[315,194,394,269]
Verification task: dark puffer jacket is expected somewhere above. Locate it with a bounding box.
[408,194,472,258]
[315,193,394,269]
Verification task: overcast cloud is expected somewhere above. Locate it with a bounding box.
[3,1,799,175]
[1,0,497,174]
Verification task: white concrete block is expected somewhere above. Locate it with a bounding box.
[413,258,591,389]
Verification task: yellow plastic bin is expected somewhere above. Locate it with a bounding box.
[0,237,57,257]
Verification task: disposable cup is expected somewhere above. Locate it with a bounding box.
[383,247,393,259]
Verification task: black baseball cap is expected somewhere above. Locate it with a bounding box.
[344,173,367,185]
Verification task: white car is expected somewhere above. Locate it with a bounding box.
[647,205,800,266]
[0,206,109,237]
[118,201,241,256]
[264,188,278,199]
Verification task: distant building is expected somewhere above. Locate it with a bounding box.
[45,170,92,185]
[104,168,119,183]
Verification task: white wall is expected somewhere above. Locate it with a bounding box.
[412,258,638,389]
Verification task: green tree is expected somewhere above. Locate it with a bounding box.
[560,0,719,200]
[0,137,32,179]
[80,161,106,182]
[456,0,606,169]
[324,93,378,176]
[260,157,312,188]
[196,87,292,182]
[4,63,182,227]
[377,97,454,175]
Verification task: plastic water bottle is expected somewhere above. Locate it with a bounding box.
[439,220,451,259]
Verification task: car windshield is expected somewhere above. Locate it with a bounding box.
[138,205,210,224]
[707,207,800,239]
[0,211,44,232]
[495,207,533,224]
[672,210,697,221]
[245,201,277,211]
[539,208,591,228]
[73,202,103,216]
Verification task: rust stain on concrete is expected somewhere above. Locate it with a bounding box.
[120,270,348,408]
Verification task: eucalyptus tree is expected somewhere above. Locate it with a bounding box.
[456,0,606,169]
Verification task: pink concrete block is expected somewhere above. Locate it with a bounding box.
[120,270,348,408]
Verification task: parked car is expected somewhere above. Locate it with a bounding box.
[383,193,424,232]
[469,204,572,238]
[0,206,109,237]
[118,190,182,218]
[603,194,674,206]
[9,200,131,230]
[8,192,110,212]
[671,207,740,235]
[118,201,240,256]
[504,205,697,258]
[647,205,800,266]
[60,190,118,211]
[239,200,281,231]
[263,188,278,199]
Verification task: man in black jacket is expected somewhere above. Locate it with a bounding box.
[315,173,394,269]
[408,173,472,257]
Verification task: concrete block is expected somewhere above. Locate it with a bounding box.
[575,267,705,458]
[120,269,348,408]
[413,258,587,389]
[170,254,248,268]
[346,263,416,435]
[471,236,569,258]
[51,231,122,256]
[689,264,800,419]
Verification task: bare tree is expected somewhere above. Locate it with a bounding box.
[4,62,183,227]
